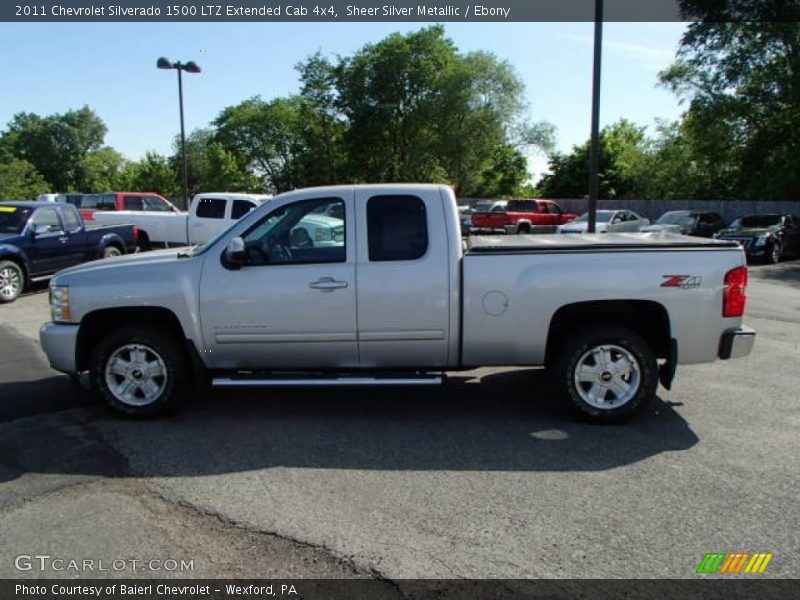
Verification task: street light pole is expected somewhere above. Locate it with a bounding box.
[176,63,189,212]
[157,57,201,211]
[587,0,603,233]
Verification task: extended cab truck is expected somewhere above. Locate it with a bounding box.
[39,184,755,422]
[88,192,273,250]
[470,199,578,234]
[0,202,135,303]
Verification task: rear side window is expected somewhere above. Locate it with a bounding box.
[231,200,256,220]
[62,206,82,231]
[196,198,226,219]
[31,208,62,233]
[124,196,144,211]
[367,195,428,262]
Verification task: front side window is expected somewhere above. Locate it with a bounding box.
[196,198,226,219]
[231,199,256,220]
[143,196,173,212]
[367,195,428,262]
[124,196,145,211]
[31,208,62,233]
[241,197,345,265]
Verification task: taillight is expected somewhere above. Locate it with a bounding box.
[133,226,140,242]
[723,266,748,318]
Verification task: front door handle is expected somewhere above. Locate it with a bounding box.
[309,277,348,291]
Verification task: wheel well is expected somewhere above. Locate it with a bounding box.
[545,300,671,365]
[137,230,151,250]
[76,307,186,371]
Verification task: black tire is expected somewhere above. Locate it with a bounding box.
[103,245,122,259]
[517,223,532,234]
[553,325,658,423]
[0,260,25,303]
[90,324,189,417]
[767,241,781,264]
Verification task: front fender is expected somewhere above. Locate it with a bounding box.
[0,244,31,279]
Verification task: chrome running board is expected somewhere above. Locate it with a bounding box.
[212,375,444,388]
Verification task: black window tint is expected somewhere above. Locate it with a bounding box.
[62,206,81,231]
[196,198,226,219]
[367,195,428,262]
[232,200,255,220]
[124,196,144,211]
[508,200,537,212]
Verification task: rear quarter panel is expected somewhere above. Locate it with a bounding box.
[461,247,747,366]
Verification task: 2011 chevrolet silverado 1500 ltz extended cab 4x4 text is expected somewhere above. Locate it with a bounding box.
[39,185,755,422]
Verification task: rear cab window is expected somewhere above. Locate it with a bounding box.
[196,198,226,219]
[367,195,428,261]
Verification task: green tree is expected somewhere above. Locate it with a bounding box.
[660,7,800,199]
[80,147,128,192]
[129,152,179,197]
[1,106,107,191]
[538,120,649,199]
[214,96,305,192]
[0,159,49,199]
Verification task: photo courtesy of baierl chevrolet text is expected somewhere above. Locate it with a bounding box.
[0,0,797,599]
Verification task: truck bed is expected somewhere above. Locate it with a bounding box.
[466,232,739,253]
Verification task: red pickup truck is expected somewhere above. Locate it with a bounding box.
[470,199,577,234]
[59,192,180,221]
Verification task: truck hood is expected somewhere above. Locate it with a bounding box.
[52,247,188,283]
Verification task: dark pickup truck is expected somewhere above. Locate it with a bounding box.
[0,201,136,303]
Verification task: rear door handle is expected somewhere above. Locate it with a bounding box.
[309,277,348,291]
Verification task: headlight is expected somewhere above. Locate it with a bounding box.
[755,234,771,246]
[50,285,71,322]
[315,227,332,242]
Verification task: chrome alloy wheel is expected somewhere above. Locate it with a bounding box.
[0,266,22,301]
[104,344,168,407]
[573,344,641,410]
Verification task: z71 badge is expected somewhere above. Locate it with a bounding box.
[661,275,702,289]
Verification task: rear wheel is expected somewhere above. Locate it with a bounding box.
[103,245,122,259]
[517,223,532,234]
[0,260,24,303]
[553,325,658,423]
[90,324,189,417]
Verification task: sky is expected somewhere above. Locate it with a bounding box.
[0,21,688,179]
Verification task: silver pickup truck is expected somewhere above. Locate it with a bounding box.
[39,184,755,422]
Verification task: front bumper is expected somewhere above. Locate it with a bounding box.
[719,325,756,359]
[39,321,79,374]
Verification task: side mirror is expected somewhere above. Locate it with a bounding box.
[225,237,246,267]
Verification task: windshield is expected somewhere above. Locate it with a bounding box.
[656,212,697,227]
[0,206,32,234]
[575,211,615,223]
[735,215,782,228]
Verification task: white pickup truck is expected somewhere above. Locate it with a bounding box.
[91,193,272,249]
[39,184,755,422]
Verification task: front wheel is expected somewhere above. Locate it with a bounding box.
[0,260,24,303]
[553,325,658,423]
[768,241,781,264]
[90,325,189,417]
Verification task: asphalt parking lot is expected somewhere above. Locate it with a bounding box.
[0,261,798,583]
